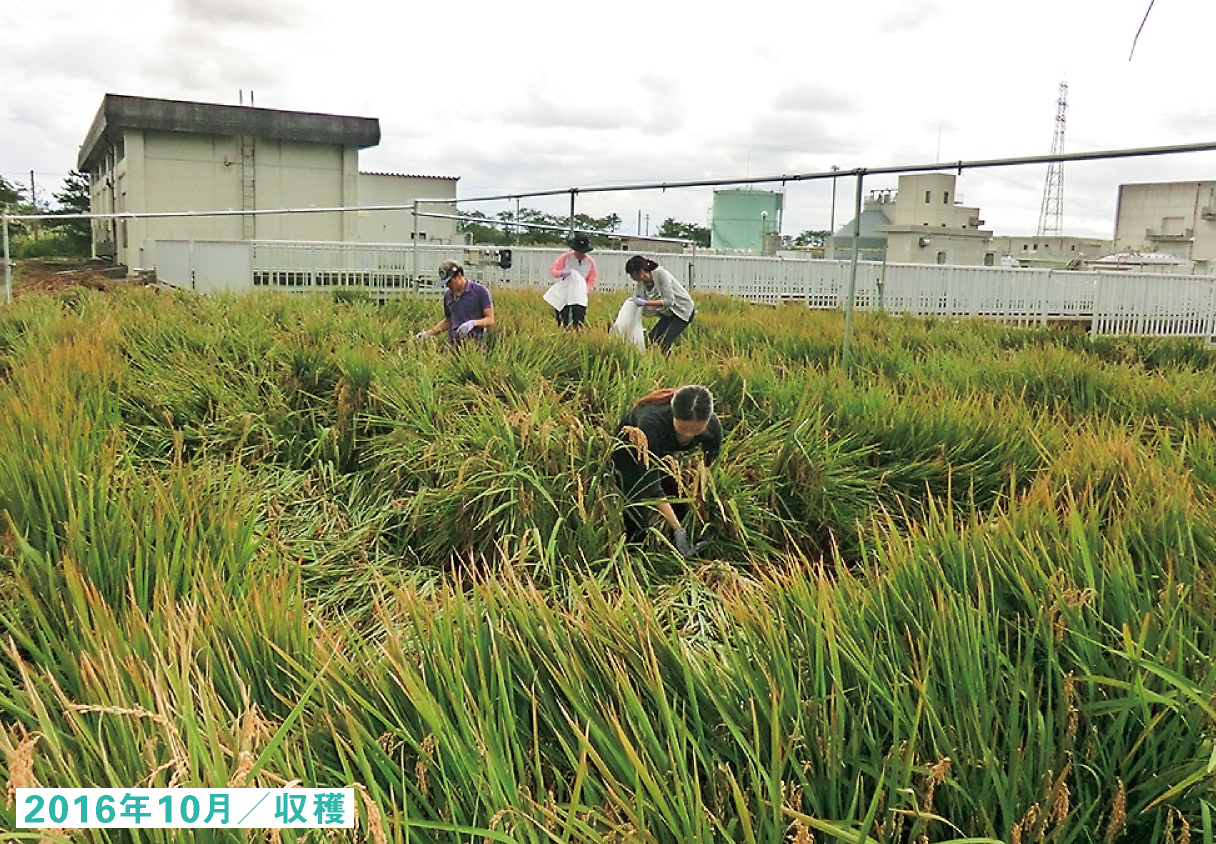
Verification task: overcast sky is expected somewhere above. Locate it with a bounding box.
[4,0,1215,240]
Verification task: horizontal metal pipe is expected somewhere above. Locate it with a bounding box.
[5,138,1216,222]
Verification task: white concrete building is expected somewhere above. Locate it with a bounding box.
[878,173,995,266]
[989,234,1113,269]
[1113,180,1216,268]
[77,94,461,268]
[357,172,459,245]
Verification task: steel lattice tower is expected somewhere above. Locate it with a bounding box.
[1037,81,1068,237]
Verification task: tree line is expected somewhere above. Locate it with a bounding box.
[458,207,830,251]
[0,170,91,258]
[0,171,831,260]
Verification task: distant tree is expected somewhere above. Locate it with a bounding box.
[0,175,20,209]
[792,229,832,248]
[656,217,710,247]
[458,210,509,245]
[459,207,641,247]
[0,175,34,249]
[48,170,92,255]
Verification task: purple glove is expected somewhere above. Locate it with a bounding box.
[559,269,572,279]
[673,528,709,558]
[632,296,648,308]
[456,320,477,337]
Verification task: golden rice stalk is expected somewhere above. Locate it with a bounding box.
[353,782,388,844]
[4,727,42,803]
[228,750,255,788]
[620,425,650,468]
[416,734,437,797]
[1105,779,1126,844]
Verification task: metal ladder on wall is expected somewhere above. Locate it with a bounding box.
[241,136,255,240]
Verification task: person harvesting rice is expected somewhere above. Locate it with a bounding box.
[545,232,597,329]
[624,255,696,352]
[415,260,494,347]
[613,384,720,556]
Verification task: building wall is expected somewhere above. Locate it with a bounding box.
[989,235,1113,268]
[1114,181,1216,265]
[880,173,993,265]
[888,173,976,228]
[356,174,458,244]
[89,127,362,267]
[884,232,996,266]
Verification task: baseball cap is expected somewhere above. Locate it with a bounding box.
[437,260,462,285]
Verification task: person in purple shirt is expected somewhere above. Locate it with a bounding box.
[415,260,495,347]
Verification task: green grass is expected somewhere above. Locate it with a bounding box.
[0,285,1214,842]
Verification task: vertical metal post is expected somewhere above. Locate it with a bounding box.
[514,197,521,247]
[3,215,11,305]
[568,190,576,236]
[841,169,865,371]
[411,199,419,293]
[829,165,840,247]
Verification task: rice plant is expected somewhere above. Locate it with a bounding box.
[1,284,1215,841]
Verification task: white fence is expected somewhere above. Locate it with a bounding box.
[154,239,1216,338]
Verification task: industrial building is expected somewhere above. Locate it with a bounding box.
[76,94,458,269]
[829,172,1112,268]
[988,235,1113,270]
[1113,180,1216,269]
[827,173,993,265]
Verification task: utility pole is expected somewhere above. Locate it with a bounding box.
[1037,81,1068,237]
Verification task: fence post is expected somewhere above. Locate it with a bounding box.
[842,169,866,371]
[2,214,11,305]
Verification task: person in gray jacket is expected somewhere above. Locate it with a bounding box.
[624,255,696,352]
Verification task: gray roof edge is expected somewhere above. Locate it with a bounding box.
[78,94,381,170]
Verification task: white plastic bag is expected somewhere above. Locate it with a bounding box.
[542,270,588,311]
[611,299,646,351]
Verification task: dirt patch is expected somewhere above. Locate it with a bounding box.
[9,258,132,298]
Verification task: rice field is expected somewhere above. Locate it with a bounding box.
[1,283,1215,843]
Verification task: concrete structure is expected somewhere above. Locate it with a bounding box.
[615,235,688,253]
[1113,180,1216,269]
[827,189,894,262]
[710,188,783,252]
[827,174,993,265]
[78,94,382,268]
[1082,251,1197,274]
[878,173,994,266]
[989,234,1113,269]
[357,172,459,245]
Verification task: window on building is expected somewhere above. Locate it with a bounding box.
[1022,244,1028,250]
[984,252,995,266]
[936,251,947,264]
[925,191,931,203]
[410,232,428,240]
[943,192,950,204]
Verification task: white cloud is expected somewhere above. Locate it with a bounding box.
[172,0,297,28]
[7,0,1216,239]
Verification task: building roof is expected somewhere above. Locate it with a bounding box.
[78,94,381,170]
[1091,251,1193,266]
[361,171,459,181]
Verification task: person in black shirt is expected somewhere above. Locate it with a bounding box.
[612,384,721,555]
